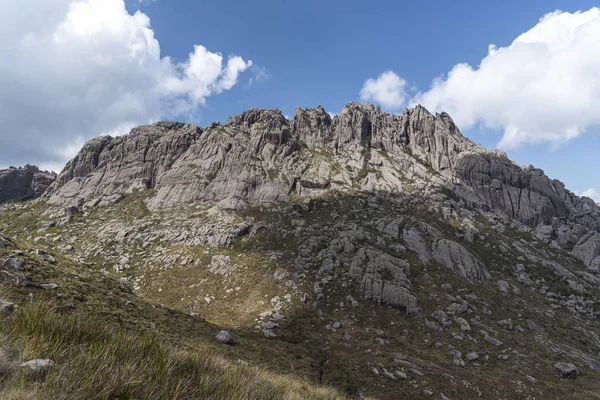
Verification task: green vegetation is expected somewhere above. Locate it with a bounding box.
[0,301,343,400]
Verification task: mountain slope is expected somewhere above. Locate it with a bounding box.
[2,103,600,399]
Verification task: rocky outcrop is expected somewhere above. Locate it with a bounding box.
[348,247,419,315]
[432,238,490,280]
[454,151,600,230]
[571,232,600,267]
[47,103,480,210]
[0,165,56,203]
[45,102,600,260]
[46,122,201,208]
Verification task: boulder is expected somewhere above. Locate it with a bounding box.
[0,300,15,317]
[433,239,490,280]
[20,359,55,376]
[554,362,579,379]
[2,257,25,270]
[484,335,503,347]
[215,330,236,345]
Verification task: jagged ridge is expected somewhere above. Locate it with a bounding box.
[46,103,600,267]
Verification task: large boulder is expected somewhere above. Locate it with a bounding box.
[348,247,419,315]
[554,362,579,379]
[432,238,490,280]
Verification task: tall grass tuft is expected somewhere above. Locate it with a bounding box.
[0,302,343,400]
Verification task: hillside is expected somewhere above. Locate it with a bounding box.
[2,103,600,399]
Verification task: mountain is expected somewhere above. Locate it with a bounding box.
[2,103,600,399]
[0,164,56,203]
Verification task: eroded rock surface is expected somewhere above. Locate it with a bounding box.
[0,165,56,203]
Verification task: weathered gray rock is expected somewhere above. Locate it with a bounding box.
[433,239,490,280]
[43,103,600,266]
[403,228,430,265]
[0,165,56,204]
[262,329,277,338]
[572,232,600,267]
[348,247,418,315]
[40,283,58,290]
[497,280,510,294]
[16,275,34,287]
[554,362,579,379]
[527,319,542,332]
[447,301,469,315]
[454,151,600,231]
[455,317,471,332]
[20,359,55,376]
[215,330,236,345]
[2,257,25,270]
[35,249,55,263]
[44,104,478,211]
[484,335,503,347]
[46,122,201,208]
[0,300,15,316]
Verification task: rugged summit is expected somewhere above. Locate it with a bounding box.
[47,103,600,267]
[0,165,56,203]
[4,103,600,399]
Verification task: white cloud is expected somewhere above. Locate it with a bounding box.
[575,188,600,203]
[0,0,252,172]
[410,8,600,149]
[359,71,408,110]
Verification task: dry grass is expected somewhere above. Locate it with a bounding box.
[0,302,344,400]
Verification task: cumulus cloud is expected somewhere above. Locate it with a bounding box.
[410,8,600,149]
[575,188,600,203]
[360,71,408,110]
[0,0,252,171]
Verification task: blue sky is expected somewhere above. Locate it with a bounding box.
[125,0,600,198]
[1,0,599,200]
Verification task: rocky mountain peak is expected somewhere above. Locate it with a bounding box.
[43,103,600,269]
[0,165,56,203]
[226,107,288,129]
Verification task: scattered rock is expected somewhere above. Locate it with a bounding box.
[40,283,58,290]
[2,257,25,270]
[554,362,579,379]
[16,275,34,287]
[20,359,55,376]
[484,335,503,347]
[215,330,236,345]
[0,300,15,316]
[262,329,277,338]
[455,317,471,332]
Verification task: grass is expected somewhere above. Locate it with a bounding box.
[0,301,344,400]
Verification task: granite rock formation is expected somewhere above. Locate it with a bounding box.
[0,165,56,204]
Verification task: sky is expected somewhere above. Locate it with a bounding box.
[1,0,600,201]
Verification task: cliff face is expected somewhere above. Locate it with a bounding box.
[46,122,201,207]
[46,103,481,209]
[0,165,56,203]
[46,103,600,264]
